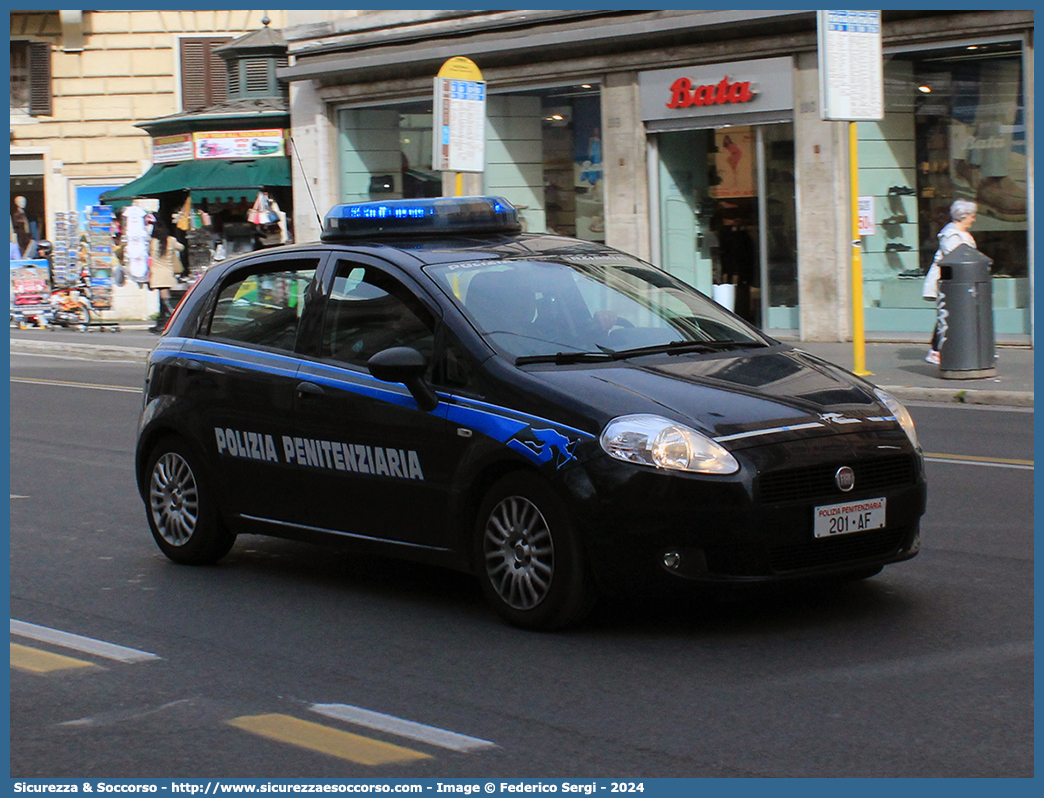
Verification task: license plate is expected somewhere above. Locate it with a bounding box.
[813,497,886,538]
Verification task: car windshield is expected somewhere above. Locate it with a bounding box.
[425,252,772,361]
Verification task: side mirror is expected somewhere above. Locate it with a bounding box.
[367,347,439,412]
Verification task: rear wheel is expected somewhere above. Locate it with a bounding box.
[475,472,593,630]
[145,436,235,564]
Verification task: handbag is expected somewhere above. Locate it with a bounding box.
[248,192,280,225]
[922,260,941,301]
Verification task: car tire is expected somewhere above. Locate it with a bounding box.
[475,472,594,631]
[145,436,236,565]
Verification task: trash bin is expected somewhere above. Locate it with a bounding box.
[936,243,996,379]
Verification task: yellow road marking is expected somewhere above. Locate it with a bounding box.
[11,643,98,673]
[228,714,432,765]
[925,452,1033,467]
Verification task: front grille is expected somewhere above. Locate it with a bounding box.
[757,454,917,505]
[769,528,906,572]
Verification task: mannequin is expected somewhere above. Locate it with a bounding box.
[12,195,32,256]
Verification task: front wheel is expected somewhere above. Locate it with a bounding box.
[475,472,594,630]
[145,436,235,564]
[73,302,92,329]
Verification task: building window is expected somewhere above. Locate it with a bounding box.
[10,40,52,117]
[180,37,231,111]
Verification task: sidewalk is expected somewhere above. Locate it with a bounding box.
[790,340,1033,407]
[8,329,1034,407]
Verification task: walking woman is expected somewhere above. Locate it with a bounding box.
[922,199,977,364]
[148,219,184,333]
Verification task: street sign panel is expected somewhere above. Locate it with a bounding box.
[433,62,486,174]
[817,9,884,121]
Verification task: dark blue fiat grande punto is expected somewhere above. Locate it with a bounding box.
[136,197,925,629]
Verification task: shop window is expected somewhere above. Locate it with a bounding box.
[180,37,231,111]
[338,105,440,203]
[10,40,52,117]
[486,86,603,241]
[862,43,1028,336]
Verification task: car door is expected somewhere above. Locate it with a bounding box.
[293,254,472,549]
[177,252,325,524]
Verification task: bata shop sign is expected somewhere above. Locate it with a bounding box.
[640,57,793,125]
[666,76,756,109]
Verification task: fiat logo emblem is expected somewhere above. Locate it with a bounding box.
[835,466,855,492]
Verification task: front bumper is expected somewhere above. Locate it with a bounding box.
[565,429,926,590]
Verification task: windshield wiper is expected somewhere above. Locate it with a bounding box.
[609,339,769,359]
[515,350,616,366]
[515,340,768,366]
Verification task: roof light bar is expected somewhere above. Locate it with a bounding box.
[322,196,521,240]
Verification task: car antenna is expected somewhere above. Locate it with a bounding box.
[289,135,324,231]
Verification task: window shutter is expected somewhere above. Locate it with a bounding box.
[28,41,52,117]
[244,59,270,94]
[180,37,231,111]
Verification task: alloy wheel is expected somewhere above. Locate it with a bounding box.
[149,452,200,547]
[483,495,555,610]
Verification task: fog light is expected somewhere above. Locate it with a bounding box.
[663,551,681,569]
[909,530,921,554]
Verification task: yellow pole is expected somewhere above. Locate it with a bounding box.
[455,172,464,197]
[849,121,871,376]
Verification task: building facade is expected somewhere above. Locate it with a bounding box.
[10,9,287,317]
[281,9,1033,343]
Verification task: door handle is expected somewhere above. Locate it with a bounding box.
[296,381,325,396]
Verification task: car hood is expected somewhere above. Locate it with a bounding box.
[524,346,901,449]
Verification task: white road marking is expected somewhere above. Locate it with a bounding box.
[10,376,142,393]
[10,620,161,663]
[310,703,497,752]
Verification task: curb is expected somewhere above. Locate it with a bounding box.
[10,339,1033,408]
[881,385,1033,408]
[11,338,152,362]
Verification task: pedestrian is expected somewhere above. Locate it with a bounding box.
[148,219,184,333]
[922,199,977,365]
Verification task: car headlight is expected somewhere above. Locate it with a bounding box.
[874,388,919,449]
[599,414,739,474]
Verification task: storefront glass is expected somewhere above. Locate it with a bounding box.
[861,42,1029,336]
[336,85,603,239]
[655,123,797,330]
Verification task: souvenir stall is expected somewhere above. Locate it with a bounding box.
[97,20,292,319]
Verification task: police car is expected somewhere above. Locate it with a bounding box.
[136,196,925,630]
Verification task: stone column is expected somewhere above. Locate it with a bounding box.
[289,80,338,243]
[793,52,851,341]
[602,72,651,261]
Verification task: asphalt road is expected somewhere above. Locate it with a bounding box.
[8,350,1034,778]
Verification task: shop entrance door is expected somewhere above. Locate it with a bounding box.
[656,124,797,331]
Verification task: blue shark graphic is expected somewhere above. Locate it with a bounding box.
[506,427,579,469]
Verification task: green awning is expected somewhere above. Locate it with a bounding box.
[101,157,290,203]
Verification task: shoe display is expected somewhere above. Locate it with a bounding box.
[888,185,915,196]
[880,214,908,225]
[885,243,912,252]
[976,176,1028,222]
[925,350,940,365]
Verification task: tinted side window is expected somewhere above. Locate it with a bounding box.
[322,261,436,368]
[208,260,319,351]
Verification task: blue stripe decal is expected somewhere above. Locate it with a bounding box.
[156,339,594,468]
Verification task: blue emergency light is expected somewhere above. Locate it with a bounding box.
[321,196,521,240]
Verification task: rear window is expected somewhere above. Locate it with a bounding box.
[208,260,319,351]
